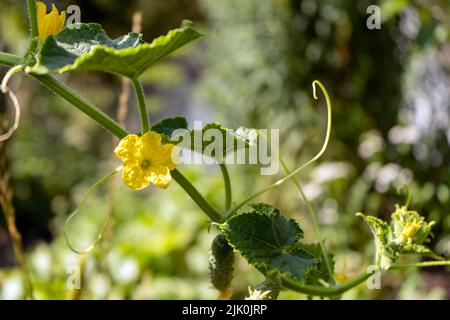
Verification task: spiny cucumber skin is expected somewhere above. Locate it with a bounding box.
[254,277,281,300]
[209,234,235,292]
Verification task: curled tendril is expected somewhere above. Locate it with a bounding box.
[1,65,23,93]
[224,80,333,219]
[397,185,411,208]
[0,65,24,142]
[64,167,121,255]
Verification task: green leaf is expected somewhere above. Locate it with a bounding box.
[357,213,398,270]
[250,203,279,216]
[28,21,203,79]
[150,119,258,159]
[175,122,259,161]
[221,203,316,283]
[299,243,335,285]
[151,117,188,138]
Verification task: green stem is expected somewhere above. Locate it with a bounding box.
[281,271,373,297]
[255,264,373,297]
[171,169,223,223]
[257,127,335,286]
[279,158,335,286]
[2,51,229,263]
[219,164,232,210]
[27,73,223,231]
[390,260,450,269]
[224,80,332,220]
[0,52,23,67]
[31,74,129,139]
[25,0,39,62]
[280,258,449,297]
[27,0,39,39]
[131,78,150,134]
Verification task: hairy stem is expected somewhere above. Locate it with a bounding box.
[281,270,373,297]
[0,52,23,67]
[390,260,450,269]
[131,78,150,134]
[171,169,223,223]
[1,61,223,229]
[219,164,232,211]
[27,0,39,39]
[27,74,223,227]
[255,264,372,298]
[25,0,39,60]
[31,74,129,138]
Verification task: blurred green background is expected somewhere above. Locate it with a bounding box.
[0,0,449,299]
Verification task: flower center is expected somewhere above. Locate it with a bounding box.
[402,221,420,239]
[141,159,151,169]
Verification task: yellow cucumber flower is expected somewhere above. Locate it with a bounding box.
[37,1,66,42]
[114,131,178,190]
[400,219,422,239]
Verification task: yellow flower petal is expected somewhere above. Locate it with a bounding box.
[37,1,46,23]
[52,4,66,33]
[114,134,141,165]
[60,11,66,28]
[140,131,162,157]
[37,1,66,42]
[154,144,179,170]
[51,4,58,14]
[141,131,162,146]
[147,166,172,189]
[121,165,150,190]
[114,132,177,190]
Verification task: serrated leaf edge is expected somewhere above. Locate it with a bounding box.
[220,211,317,283]
[29,22,203,78]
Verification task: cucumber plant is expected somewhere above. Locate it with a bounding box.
[0,0,449,300]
